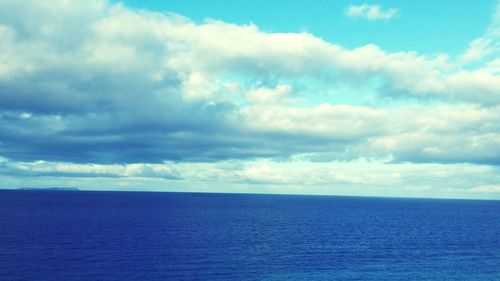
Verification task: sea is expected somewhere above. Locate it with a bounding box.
[0,190,499,281]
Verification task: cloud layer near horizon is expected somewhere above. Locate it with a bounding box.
[0,0,499,198]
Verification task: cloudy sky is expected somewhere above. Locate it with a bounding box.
[0,0,499,199]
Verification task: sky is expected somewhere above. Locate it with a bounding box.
[0,0,499,199]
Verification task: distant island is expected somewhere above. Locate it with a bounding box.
[18,187,80,191]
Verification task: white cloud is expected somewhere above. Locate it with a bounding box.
[0,0,497,107]
[345,4,398,20]
[461,38,495,63]
[246,85,292,104]
[2,157,499,198]
[468,184,500,193]
[460,2,499,64]
[241,103,500,165]
[0,159,180,179]
[446,70,500,104]
[241,103,385,140]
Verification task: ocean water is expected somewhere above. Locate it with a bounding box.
[0,190,499,281]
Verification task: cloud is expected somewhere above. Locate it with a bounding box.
[461,2,500,64]
[0,0,498,184]
[241,103,500,165]
[0,1,497,109]
[1,156,499,198]
[468,184,500,193]
[246,85,293,105]
[0,158,180,179]
[345,4,398,20]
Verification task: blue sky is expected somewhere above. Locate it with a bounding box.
[0,0,499,199]
[120,0,497,55]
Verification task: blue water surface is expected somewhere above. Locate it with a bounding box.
[0,190,499,280]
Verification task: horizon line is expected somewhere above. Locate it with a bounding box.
[2,187,499,202]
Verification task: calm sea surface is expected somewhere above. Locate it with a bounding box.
[0,190,499,280]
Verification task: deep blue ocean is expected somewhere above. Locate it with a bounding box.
[0,190,499,280]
